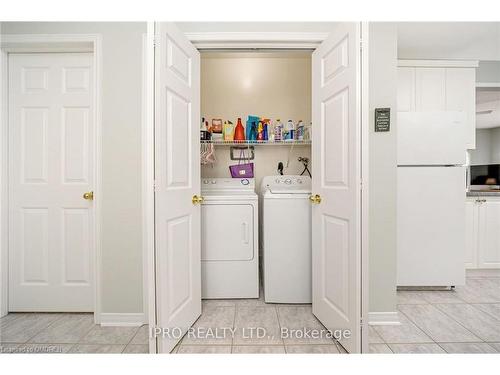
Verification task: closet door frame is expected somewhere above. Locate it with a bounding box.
[143,23,370,353]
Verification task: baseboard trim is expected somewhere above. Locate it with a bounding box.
[466,269,500,278]
[368,311,401,326]
[99,313,146,327]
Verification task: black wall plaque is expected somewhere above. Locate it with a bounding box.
[375,108,390,132]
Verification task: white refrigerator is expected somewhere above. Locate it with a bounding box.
[397,112,466,287]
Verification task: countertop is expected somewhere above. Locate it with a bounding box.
[466,190,500,197]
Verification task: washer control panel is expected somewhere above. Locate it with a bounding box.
[261,175,312,194]
[201,178,255,192]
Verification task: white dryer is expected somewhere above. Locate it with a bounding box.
[201,178,259,299]
[260,175,312,303]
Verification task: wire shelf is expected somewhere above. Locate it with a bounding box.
[200,140,311,146]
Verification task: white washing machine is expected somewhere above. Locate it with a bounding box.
[260,175,312,303]
[201,178,259,299]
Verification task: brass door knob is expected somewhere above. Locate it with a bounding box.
[309,194,321,204]
[192,195,204,205]
[83,191,94,200]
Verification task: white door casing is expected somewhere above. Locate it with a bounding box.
[154,23,201,353]
[8,53,94,311]
[311,23,363,353]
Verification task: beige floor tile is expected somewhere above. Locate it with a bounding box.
[233,306,282,345]
[373,312,433,344]
[123,344,150,353]
[0,313,63,343]
[285,345,340,354]
[232,345,285,353]
[473,303,500,321]
[369,344,393,353]
[435,304,500,342]
[440,342,497,353]
[454,279,500,303]
[396,291,429,305]
[388,343,445,353]
[398,304,480,343]
[0,314,24,329]
[368,326,384,344]
[29,313,94,344]
[488,343,500,352]
[277,306,333,345]
[69,344,125,353]
[80,326,139,345]
[181,306,235,345]
[202,299,236,307]
[177,345,231,354]
[419,290,466,304]
[130,325,149,345]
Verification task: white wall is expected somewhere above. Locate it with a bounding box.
[470,128,500,165]
[477,61,500,83]
[1,22,146,316]
[470,129,493,165]
[489,128,500,164]
[368,23,398,315]
[200,52,311,187]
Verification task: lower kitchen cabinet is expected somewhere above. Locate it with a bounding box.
[466,197,500,269]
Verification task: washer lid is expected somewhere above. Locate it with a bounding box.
[261,175,312,194]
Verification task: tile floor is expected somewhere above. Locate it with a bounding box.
[2,275,500,354]
[370,275,500,353]
[173,297,345,354]
[0,313,148,354]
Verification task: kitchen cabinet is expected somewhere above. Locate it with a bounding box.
[466,197,500,269]
[397,67,415,112]
[465,199,478,268]
[398,60,478,149]
[446,68,476,150]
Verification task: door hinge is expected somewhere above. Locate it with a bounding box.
[153,180,157,191]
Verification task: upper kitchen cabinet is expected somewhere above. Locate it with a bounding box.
[398,60,478,149]
[397,67,415,112]
[446,68,477,150]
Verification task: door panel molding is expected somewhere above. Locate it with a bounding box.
[0,34,102,322]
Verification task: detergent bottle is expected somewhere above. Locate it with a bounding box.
[274,119,283,141]
[263,121,269,141]
[223,121,234,141]
[285,120,295,141]
[249,121,257,141]
[257,121,264,141]
[234,117,245,141]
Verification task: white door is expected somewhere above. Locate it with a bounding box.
[311,23,363,353]
[154,23,201,353]
[8,53,94,311]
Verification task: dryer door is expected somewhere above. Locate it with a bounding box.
[201,203,254,261]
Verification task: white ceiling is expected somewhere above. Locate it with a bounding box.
[397,22,500,60]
